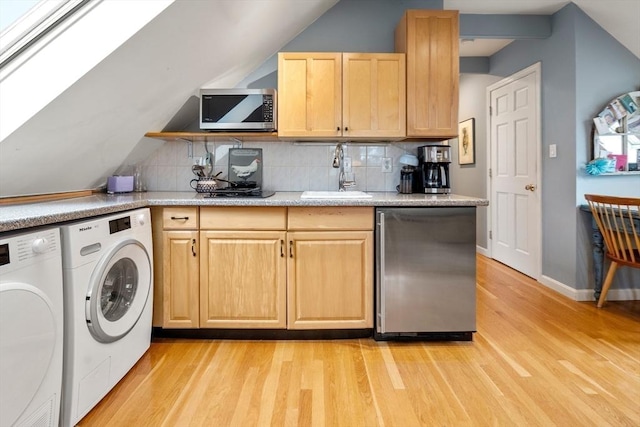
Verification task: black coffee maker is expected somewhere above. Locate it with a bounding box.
[415,144,451,194]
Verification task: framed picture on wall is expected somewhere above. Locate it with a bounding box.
[458,118,475,165]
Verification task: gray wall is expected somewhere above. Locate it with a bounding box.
[489,3,640,291]
[239,0,443,88]
[573,5,640,291]
[452,74,501,250]
[243,0,639,294]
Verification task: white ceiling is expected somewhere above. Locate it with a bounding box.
[446,0,640,58]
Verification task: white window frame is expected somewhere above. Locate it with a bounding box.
[0,0,88,67]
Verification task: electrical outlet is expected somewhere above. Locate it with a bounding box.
[549,144,557,158]
[343,156,352,172]
[382,157,393,173]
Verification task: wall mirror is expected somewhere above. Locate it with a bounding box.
[592,90,640,173]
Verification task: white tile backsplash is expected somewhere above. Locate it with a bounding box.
[139,140,426,192]
[366,146,385,167]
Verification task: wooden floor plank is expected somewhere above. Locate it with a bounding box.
[78,255,640,426]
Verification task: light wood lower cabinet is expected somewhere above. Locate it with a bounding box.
[153,206,373,330]
[287,231,373,329]
[200,230,287,328]
[152,206,200,329]
[163,230,199,328]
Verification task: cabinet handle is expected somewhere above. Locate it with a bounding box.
[191,238,196,257]
[345,126,349,131]
[378,212,386,333]
[336,126,340,131]
[171,216,189,220]
[280,239,284,258]
[289,240,294,258]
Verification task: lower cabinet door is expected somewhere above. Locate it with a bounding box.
[200,230,287,328]
[287,231,373,329]
[163,230,200,328]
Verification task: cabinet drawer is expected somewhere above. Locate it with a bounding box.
[288,207,374,230]
[200,207,287,230]
[162,207,198,229]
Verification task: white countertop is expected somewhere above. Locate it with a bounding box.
[0,191,488,233]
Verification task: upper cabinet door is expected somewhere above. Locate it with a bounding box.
[396,10,459,138]
[342,53,406,138]
[277,52,342,138]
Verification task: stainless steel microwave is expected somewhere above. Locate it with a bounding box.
[199,88,276,131]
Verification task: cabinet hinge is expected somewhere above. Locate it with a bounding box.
[489,168,492,178]
[489,230,492,240]
[489,106,492,116]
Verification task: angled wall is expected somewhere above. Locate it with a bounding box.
[489,3,640,295]
[0,0,337,197]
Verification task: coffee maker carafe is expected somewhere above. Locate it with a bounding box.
[416,144,451,194]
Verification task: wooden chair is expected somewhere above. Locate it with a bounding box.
[585,194,640,307]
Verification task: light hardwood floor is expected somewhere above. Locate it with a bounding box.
[79,255,640,426]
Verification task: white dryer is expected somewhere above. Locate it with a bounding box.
[0,227,63,427]
[59,208,153,427]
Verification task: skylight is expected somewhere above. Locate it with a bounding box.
[0,0,88,68]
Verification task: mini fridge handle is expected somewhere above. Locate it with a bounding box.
[377,211,386,333]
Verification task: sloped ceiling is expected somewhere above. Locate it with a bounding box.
[1,0,636,198]
[0,0,338,197]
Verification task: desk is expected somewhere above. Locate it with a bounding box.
[580,204,640,300]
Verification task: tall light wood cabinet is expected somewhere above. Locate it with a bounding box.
[395,9,459,138]
[278,52,405,139]
[199,207,287,329]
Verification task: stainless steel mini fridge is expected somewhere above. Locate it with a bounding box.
[375,207,476,340]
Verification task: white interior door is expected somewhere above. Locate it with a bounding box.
[488,63,541,279]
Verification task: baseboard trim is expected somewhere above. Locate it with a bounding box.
[476,245,490,257]
[539,275,640,302]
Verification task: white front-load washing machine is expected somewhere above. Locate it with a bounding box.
[59,208,153,427]
[0,227,63,427]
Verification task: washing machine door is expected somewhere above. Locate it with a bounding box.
[0,283,57,426]
[86,239,151,343]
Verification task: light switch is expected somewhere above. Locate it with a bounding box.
[549,144,557,158]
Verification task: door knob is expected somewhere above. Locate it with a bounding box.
[525,184,536,191]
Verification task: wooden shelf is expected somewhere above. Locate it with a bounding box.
[145,131,408,143]
[145,131,279,142]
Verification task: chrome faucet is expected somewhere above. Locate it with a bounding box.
[332,143,355,191]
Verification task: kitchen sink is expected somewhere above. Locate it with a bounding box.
[300,191,373,199]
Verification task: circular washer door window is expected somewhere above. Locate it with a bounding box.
[86,239,151,343]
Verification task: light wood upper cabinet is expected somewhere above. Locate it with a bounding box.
[395,9,459,138]
[278,52,342,138]
[278,52,405,139]
[342,53,406,138]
